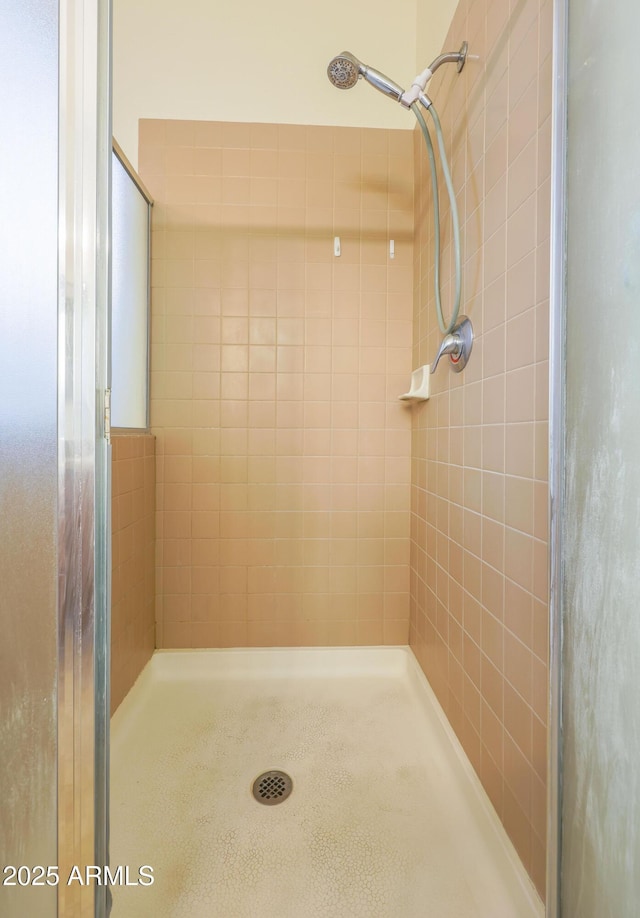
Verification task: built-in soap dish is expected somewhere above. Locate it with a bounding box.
[398,366,430,401]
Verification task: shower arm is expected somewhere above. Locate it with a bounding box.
[400,41,468,108]
[429,45,468,75]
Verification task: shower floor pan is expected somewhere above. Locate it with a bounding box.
[110,647,543,918]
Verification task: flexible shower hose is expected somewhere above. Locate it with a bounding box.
[410,102,462,336]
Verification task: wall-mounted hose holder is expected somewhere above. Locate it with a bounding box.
[430,316,473,374]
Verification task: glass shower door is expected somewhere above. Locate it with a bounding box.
[557,0,640,913]
[0,5,59,912]
[0,3,111,917]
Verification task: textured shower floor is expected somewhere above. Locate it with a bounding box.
[110,648,543,918]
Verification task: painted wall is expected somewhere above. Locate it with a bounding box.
[114,0,457,167]
[416,0,459,75]
[409,0,551,898]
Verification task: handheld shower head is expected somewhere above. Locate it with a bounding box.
[327,52,405,103]
[327,52,360,90]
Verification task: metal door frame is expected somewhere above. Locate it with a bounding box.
[548,0,567,914]
[57,1,111,914]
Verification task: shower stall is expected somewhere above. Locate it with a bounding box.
[110,0,550,906]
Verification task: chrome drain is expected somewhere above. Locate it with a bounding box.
[252,770,293,805]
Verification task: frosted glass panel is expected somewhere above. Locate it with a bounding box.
[562,0,640,913]
[112,151,150,428]
[0,2,58,915]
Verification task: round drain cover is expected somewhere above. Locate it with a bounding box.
[252,770,293,805]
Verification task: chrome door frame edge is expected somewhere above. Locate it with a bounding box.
[58,0,111,915]
[547,0,568,913]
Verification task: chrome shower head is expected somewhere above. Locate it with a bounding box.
[327,52,405,103]
[327,52,361,90]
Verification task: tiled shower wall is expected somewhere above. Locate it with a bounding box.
[409,0,551,896]
[111,433,156,713]
[138,120,415,649]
